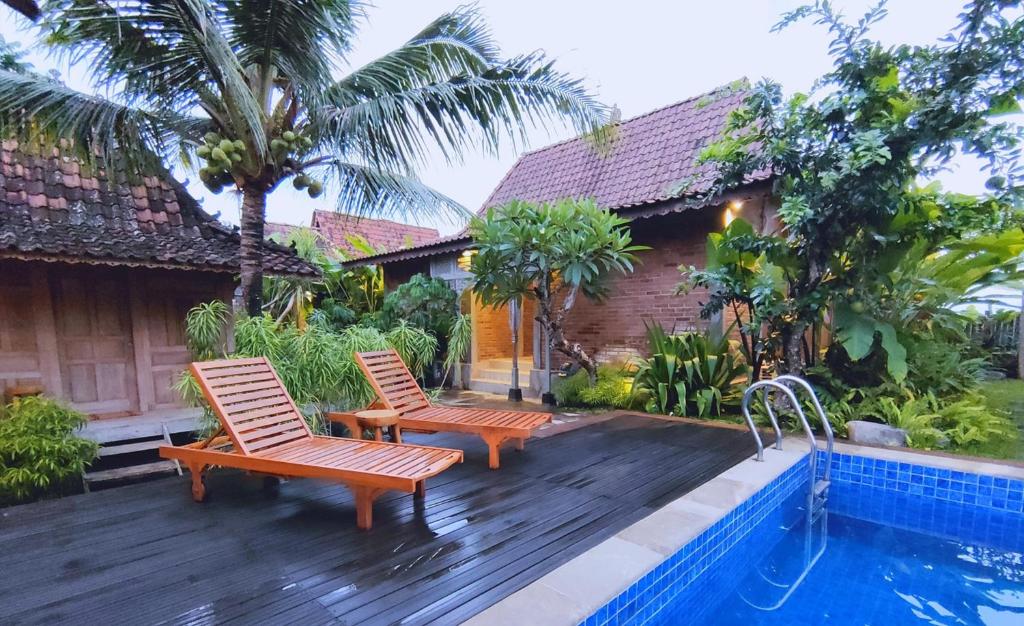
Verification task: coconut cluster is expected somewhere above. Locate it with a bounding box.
[197,132,244,194]
[274,130,322,198]
[196,130,323,198]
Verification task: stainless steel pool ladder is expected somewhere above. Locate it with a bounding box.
[740,375,835,520]
[739,375,834,612]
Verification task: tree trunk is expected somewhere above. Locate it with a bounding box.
[780,322,806,376]
[239,186,267,317]
[550,328,598,382]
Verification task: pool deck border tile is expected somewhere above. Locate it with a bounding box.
[464,437,1024,626]
[462,445,808,626]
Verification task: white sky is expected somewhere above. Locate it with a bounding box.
[0,0,999,236]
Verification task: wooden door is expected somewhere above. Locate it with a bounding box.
[52,271,139,417]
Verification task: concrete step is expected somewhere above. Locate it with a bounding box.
[467,377,535,397]
[473,368,531,386]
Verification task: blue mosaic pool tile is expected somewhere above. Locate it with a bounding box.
[581,456,810,626]
[580,449,1024,626]
[819,450,1024,515]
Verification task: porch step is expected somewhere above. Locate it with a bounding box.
[84,461,179,486]
[82,423,182,491]
[473,368,532,385]
[467,377,535,397]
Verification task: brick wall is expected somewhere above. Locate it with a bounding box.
[474,297,533,362]
[554,195,775,366]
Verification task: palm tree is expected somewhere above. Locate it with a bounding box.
[0,1,605,315]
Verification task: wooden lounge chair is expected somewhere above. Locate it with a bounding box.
[159,357,463,529]
[342,350,552,469]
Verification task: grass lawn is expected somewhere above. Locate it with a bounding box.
[976,378,1024,461]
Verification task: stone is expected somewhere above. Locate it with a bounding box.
[847,420,907,447]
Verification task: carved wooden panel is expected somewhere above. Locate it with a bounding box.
[52,270,138,417]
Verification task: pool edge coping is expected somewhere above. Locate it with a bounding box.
[463,438,1024,626]
[461,444,808,626]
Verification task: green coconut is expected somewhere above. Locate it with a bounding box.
[307,180,323,198]
[211,147,227,162]
[203,132,221,145]
[282,130,296,142]
[232,139,246,153]
[270,138,288,153]
[218,139,235,153]
[292,174,309,189]
[196,145,211,159]
[300,136,313,149]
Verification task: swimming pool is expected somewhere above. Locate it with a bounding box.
[582,451,1024,626]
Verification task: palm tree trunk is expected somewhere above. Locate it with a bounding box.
[239,185,267,317]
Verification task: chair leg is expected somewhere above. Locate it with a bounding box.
[514,438,526,451]
[338,415,361,440]
[391,425,402,444]
[351,486,384,530]
[373,427,383,442]
[481,434,508,470]
[188,463,208,502]
[415,480,426,499]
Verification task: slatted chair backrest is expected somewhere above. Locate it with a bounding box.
[354,349,432,417]
[190,357,312,456]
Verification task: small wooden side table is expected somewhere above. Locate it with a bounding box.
[329,409,402,443]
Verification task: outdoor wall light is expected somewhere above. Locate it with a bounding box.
[457,249,477,271]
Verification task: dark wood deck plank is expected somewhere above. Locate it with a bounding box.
[0,415,761,625]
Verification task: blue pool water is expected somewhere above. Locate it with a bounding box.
[583,454,1024,626]
[654,486,1024,625]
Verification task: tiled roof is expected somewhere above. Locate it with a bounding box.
[481,81,765,211]
[346,82,769,268]
[0,141,317,276]
[267,210,439,258]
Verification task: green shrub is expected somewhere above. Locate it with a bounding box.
[630,322,747,417]
[856,390,1017,452]
[555,365,632,409]
[0,396,98,504]
[177,305,438,436]
[379,274,457,343]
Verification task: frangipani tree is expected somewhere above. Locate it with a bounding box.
[470,198,645,381]
[0,1,605,315]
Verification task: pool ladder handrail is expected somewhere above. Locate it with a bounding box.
[740,375,835,494]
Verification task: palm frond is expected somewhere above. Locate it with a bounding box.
[41,0,266,152]
[0,69,190,168]
[330,7,496,104]
[320,8,606,170]
[318,159,469,223]
[222,0,364,108]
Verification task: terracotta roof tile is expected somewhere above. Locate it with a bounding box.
[481,82,765,211]
[266,210,439,259]
[0,142,316,276]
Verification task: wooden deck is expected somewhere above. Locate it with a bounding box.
[0,415,760,625]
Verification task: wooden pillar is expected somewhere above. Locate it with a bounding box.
[29,265,62,396]
[128,274,154,413]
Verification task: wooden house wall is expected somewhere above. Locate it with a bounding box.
[0,260,233,418]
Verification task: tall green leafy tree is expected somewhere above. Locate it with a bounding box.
[0,1,605,315]
[686,0,1024,376]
